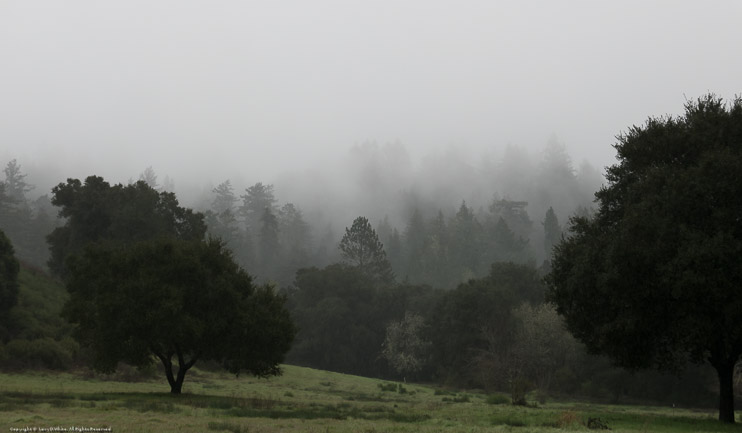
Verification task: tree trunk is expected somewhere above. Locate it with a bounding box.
[712,360,736,423]
[170,373,184,394]
[155,349,197,395]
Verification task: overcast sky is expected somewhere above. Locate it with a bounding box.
[1,1,740,190]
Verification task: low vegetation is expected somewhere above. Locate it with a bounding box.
[0,365,735,432]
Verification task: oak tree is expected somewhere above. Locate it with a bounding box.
[547,95,742,423]
[63,238,295,393]
[47,176,205,275]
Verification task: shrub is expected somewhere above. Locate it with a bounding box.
[486,394,510,405]
[510,376,531,405]
[556,410,580,428]
[4,338,72,370]
[377,383,397,392]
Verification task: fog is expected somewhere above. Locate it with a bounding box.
[2,1,741,205]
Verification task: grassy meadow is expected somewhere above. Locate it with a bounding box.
[0,365,737,433]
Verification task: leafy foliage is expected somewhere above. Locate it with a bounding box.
[430,262,544,386]
[381,311,431,379]
[286,264,436,377]
[547,94,742,422]
[47,176,206,275]
[63,238,295,393]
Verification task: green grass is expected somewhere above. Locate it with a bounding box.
[0,365,737,432]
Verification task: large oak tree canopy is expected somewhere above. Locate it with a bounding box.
[546,95,742,423]
[63,238,295,394]
[47,176,206,276]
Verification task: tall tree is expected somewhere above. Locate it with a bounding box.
[64,238,295,393]
[278,204,310,254]
[547,95,742,423]
[490,199,533,241]
[339,216,395,284]
[138,166,159,190]
[239,182,276,231]
[424,211,450,286]
[0,161,35,263]
[211,180,237,214]
[258,207,280,279]
[207,179,256,271]
[3,160,33,203]
[540,135,576,184]
[449,202,483,281]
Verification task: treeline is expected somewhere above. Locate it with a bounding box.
[0,139,598,289]
[189,139,600,288]
[203,178,551,288]
[0,149,719,406]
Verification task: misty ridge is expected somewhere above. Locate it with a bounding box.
[2,136,603,289]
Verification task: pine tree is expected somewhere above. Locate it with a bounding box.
[449,202,483,281]
[212,180,237,215]
[239,183,276,231]
[339,216,395,284]
[3,160,33,203]
[138,166,159,190]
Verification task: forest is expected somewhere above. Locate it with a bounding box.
[0,135,722,410]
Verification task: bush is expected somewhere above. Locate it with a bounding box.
[534,389,548,404]
[555,410,579,428]
[377,383,398,392]
[442,394,470,403]
[3,338,73,370]
[510,376,531,405]
[486,394,510,405]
